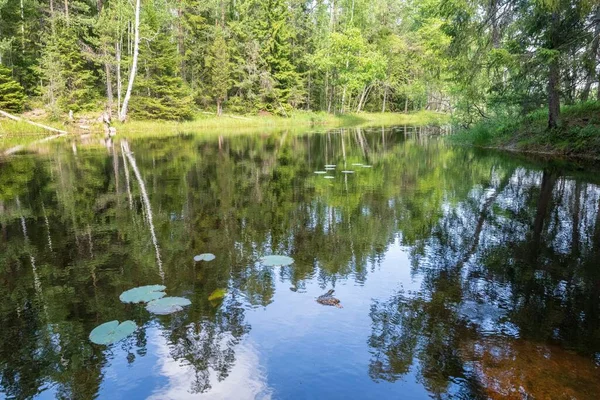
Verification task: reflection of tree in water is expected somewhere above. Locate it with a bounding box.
[166,297,251,394]
[368,165,600,398]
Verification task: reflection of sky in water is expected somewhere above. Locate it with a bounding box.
[65,241,425,399]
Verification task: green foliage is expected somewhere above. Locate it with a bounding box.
[0,64,25,112]
[206,26,231,114]
[450,102,600,158]
[40,19,98,113]
[130,30,193,120]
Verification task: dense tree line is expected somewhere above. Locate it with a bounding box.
[0,0,599,123]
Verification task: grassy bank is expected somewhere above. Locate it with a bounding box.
[0,110,448,152]
[115,110,448,136]
[450,102,600,159]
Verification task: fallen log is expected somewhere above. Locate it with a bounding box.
[0,109,68,134]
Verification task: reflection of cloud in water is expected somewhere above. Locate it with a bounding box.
[148,328,272,400]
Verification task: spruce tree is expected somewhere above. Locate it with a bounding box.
[129,31,193,120]
[0,64,26,112]
[206,26,230,116]
[41,19,98,113]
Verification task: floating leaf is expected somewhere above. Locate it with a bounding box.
[325,167,336,171]
[351,163,363,166]
[194,253,216,262]
[119,285,166,303]
[341,170,354,174]
[324,164,337,168]
[314,171,327,174]
[361,165,372,168]
[208,288,227,301]
[89,320,137,345]
[324,176,334,179]
[260,255,294,266]
[146,297,191,315]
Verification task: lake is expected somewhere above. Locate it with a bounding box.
[1,125,600,399]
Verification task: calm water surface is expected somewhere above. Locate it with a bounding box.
[1,126,600,399]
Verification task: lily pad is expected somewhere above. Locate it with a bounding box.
[351,163,364,166]
[341,170,355,174]
[146,297,191,315]
[194,253,216,262]
[361,165,372,168]
[89,320,137,345]
[325,167,336,171]
[260,255,294,267]
[324,176,335,179]
[208,288,227,301]
[120,285,166,303]
[314,171,327,174]
[324,164,337,168]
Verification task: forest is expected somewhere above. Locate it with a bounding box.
[0,0,599,129]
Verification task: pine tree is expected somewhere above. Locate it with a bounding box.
[0,64,26,112]
[206,26,230,116]
[129,31,193,120]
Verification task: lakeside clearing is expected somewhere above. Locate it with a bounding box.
[0,110,448,151]
[449,102,600,160]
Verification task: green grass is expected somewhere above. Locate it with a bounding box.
[0,109,448,152]
[449,101,600,159]
[115,110,448,136]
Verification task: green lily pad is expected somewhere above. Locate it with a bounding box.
[314,171,327,174]
[119,285,166,303]
[325,167,336,171]
[89,320,137,345]
[341,170,354,174]
[324,164,337,168]
[351,163,363,166]
[208,288,227,301]
[146,297,191,315]
[361,165,372,168]
[260,255,294,266]
[324,176,334,179]
[194,253,216,262]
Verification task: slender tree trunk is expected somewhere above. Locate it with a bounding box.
[20,0,25,54]
[217,99,222,116]
[119,0,140,122]
[178,0,185,76]
[548,57,560,129]
[581,6,600,101]
[382,86,387,113]
[404,97,408,113]
[104,50,113,116]
[64,0,69,23]
[116,40,122,116]
[547,12,560,129]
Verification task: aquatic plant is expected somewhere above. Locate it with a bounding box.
[89,320,137,345]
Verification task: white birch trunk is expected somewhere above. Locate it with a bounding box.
[119,0,140,122]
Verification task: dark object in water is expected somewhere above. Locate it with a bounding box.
[317,289,342,308]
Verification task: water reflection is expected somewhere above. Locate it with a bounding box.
[0,126,599,399]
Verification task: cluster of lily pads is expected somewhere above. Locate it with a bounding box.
[89,285,192,345]
[89,252,294,346]
[314,162,372,178]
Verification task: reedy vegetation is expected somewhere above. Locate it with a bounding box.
[0,0,598,125]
